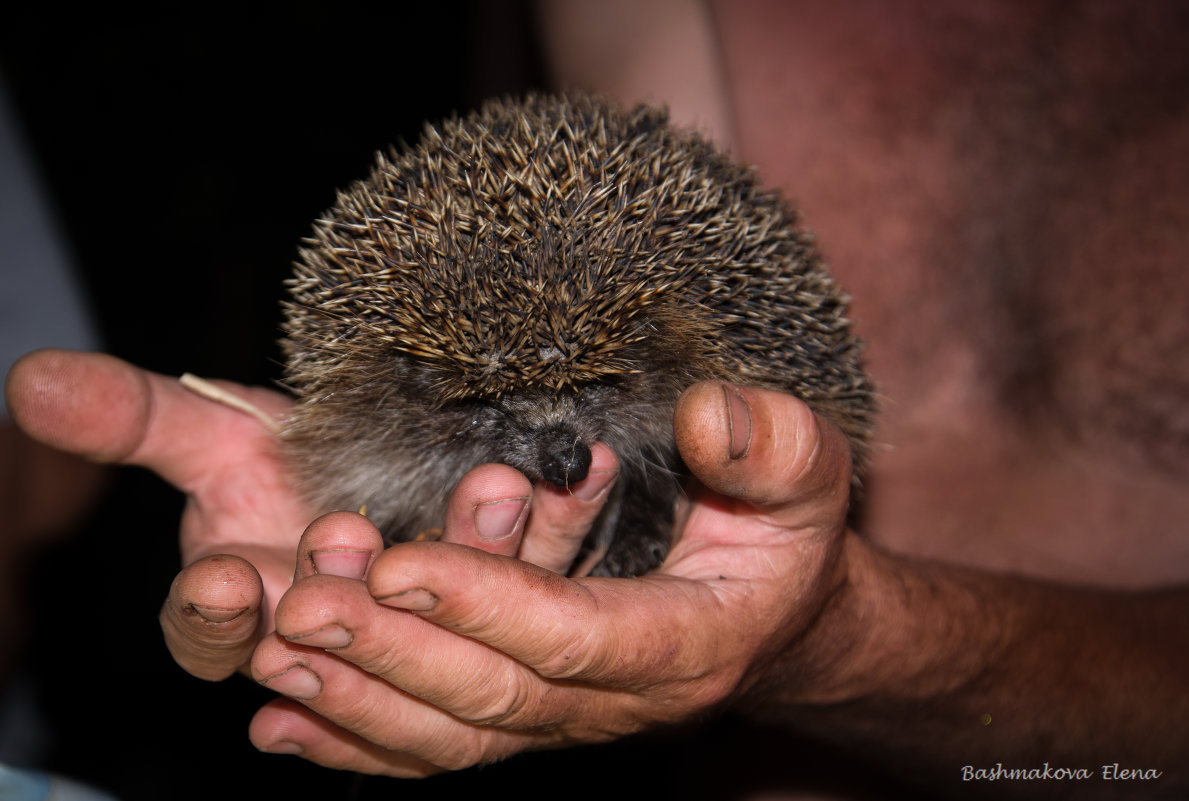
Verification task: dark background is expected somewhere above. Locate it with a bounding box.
[0,6,912,800]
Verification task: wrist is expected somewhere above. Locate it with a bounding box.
[742,533,1011,713]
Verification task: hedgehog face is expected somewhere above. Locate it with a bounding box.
[454,374,689,491]
[467,389,598,486]
[279,352,686,565]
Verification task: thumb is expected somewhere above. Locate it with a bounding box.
[5,348,288,492]
[6,348,152,463]
[673,381,854,532]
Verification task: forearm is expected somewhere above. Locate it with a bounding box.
[742,533,1189,798]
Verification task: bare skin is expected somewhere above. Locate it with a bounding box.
[8,348,1188,798]
[6,1,1189,797]
[6,351,858,767]
[3,349,618,678]
[545,0,1189,587]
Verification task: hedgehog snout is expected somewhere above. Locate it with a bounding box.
[537,426,593,488]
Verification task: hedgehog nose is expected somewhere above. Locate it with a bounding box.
[539,432,592,488]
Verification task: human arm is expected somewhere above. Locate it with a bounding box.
[752,536,1189,797]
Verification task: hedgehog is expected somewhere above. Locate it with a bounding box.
[276,93,875,577]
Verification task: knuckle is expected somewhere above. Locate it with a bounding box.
[430,731,491,771]
[533,618,630,682]
[459,671,540,727]
[527,605,607,681]
[535,639,598,681]
[374,724,490,773]
[691,665,743,709]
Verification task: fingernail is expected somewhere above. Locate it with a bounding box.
[569,468,618,502]
[260,665,322,700]
[310,549,371,580]
[186,603,249,624]
[474,496,529,542]
[260,740,304,755]
[376,587,439,612]
[284,623,353,649]
[723,383,752,460]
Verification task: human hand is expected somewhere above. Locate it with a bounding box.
[247,381,857,775]
[5,349,304,679]
[3,348,620,682]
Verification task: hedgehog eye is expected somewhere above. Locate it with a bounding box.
[453,417,482,438]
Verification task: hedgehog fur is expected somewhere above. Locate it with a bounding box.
[280,93,875,577]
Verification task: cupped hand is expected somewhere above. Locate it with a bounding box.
[247,381,857,776]
[4,349,616,683]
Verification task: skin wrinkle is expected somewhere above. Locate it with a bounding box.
[336,677,429,755]
[639,583,749,704]
[450,651,539,727]
[541,580,643,683]
[405,718,482,772]
[900,563,994,700]
[731,584,828,705]
[413,635,547,730]
[544,577,686,690]
[388,552,597,684]
[113,365,155,465]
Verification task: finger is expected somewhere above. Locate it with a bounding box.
[159,554,265,680]
[9,348,308,571]
[5,348,288,491]
[519,442,619,574]
[368,542,738,705]
[436,464,532,558]
[293,511,385,582]
[262,581,558,766]
[250,698,442,778]
[6,349,151,462]
[270,567,558,728]
[673,381,854,530]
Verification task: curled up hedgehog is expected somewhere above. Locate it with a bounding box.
[187,93,876,577]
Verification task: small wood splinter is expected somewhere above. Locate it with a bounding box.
[179,373,282,435]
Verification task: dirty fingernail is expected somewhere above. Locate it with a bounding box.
[723,383,752,460]
[376,587,439,612]
[186,603,249,624]
[260,665,322,700]
[284,623,353,649]
[310,549,371,579]
[474,496,529,542]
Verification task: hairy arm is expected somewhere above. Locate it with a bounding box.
[754,537,1189,797]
